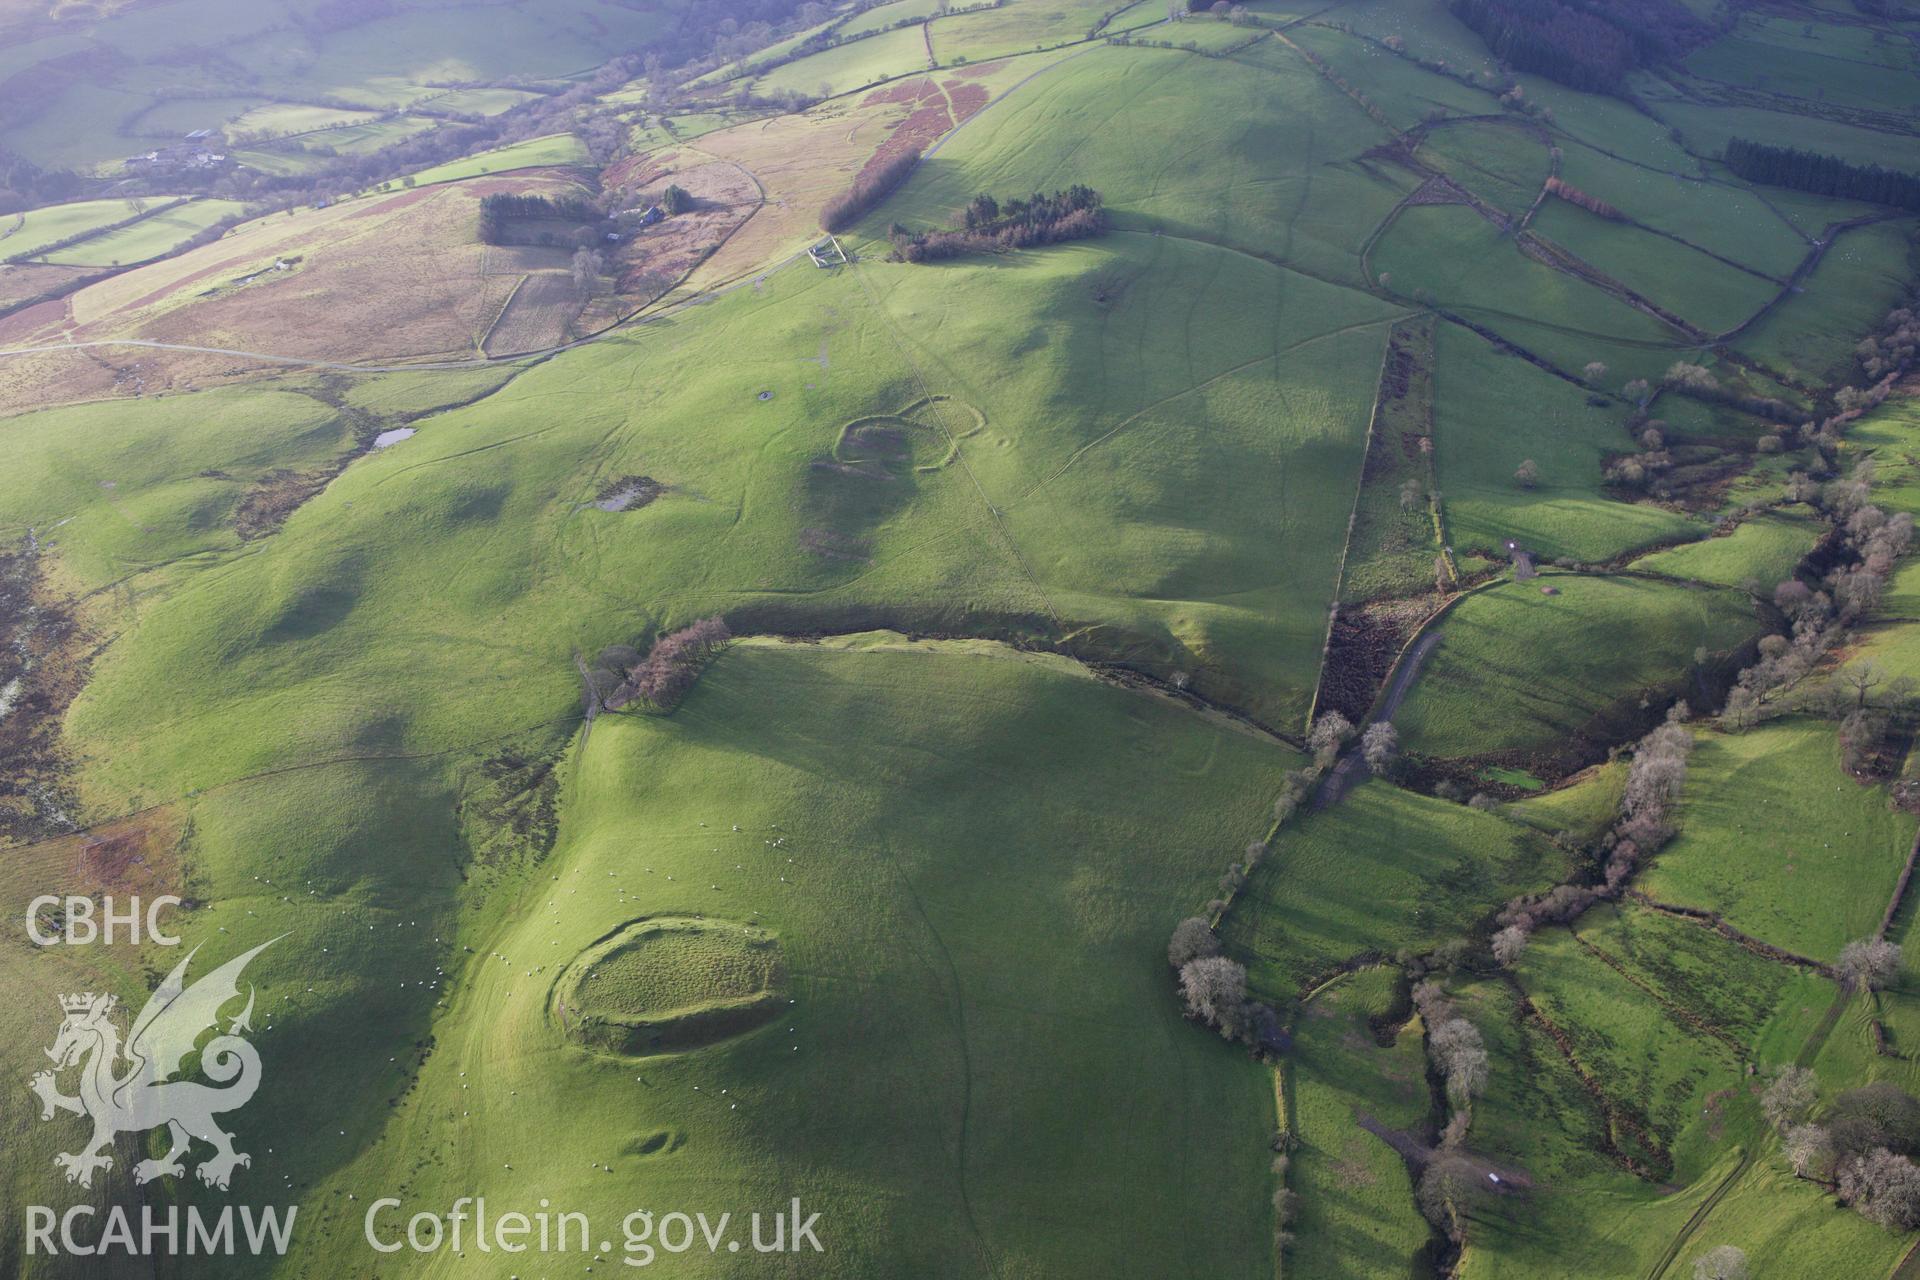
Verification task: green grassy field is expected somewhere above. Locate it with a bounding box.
[260,637,1287,1278]
[842,0,946,38]
[1629,509,1820,589]
[0,197,161,261]
[2,0,1918,1273]
[0,0,674,170]
[879,41,1412,288]
[1448,971,1719,1280]
[1419,120,1553,216]
[39,198,246,266]
[1226,778,1563,994]
[1284,966,1435,1278]
[1529,200,1781,336]
[1394,575,1757,762]
[1638,720,1916,962]
[852,231,1400,723]
[1504,760,1626,843]
[226,102,380,138]
[1429,321,1702,562]
[1373,204,1685,347]
[1286,22,1497,129]
[403,132,593,185]
[1319,0,1502,82]
[753,23,931,97]
[1742,218,1918,385]
[1550,147,1819,279]
[927,0,1128,63]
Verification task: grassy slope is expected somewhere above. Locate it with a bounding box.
[752,23,931,97]
[1285,966,1435,1279]
[1395,575,1756,761]
[1,0,1916,1272]
[1420,120,1552,216]
[1505,759,1627,843]
[403,132,593,185]
[40,198,247,266]
[1639,720,1916,963]
[0,0,675,170]
[1528,201,1780,337]
[1225,778,1564,994]
[859,230,1400,724]
[1743,218,1916,386]
[287,638,1289,1279]
[1430,321,1700,562]
[1629,509,1820,589]
[878,41,1414,289]
[1286,22,1496,130]
[1372,204,1682,346]
[1,197,158,260]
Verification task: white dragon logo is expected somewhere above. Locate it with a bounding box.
[29,938,277,1191]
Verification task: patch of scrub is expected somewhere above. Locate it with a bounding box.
[372,427,415,448]
[553,916,785,1056]
[591,475,665,512]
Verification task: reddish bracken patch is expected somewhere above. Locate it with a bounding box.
[861,101,953,180]
[946,81,990,122]
[863,77,940,106]
[70,815,183,897]
[341,186,441,220]
[0,298,66,343]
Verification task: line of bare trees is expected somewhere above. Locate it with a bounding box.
[1411,982,1490,1243]
[1721,461,1917,772]
[1166,920,1283,1051]
[1491,707,1694,966]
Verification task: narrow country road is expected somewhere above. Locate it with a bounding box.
[1314,629,1441,809]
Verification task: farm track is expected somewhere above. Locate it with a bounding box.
[1643,985,1853,1280]
[1711,213,1903,346]
[1643,777,1914,1278]
[1313,631,1437,809]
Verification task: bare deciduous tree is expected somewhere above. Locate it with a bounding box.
[1416,1155,1479,1242]
[1430,1016,1490,1106]
[1838,938,1901,991]
[1842,660,1887,711]
[1179,955,1247,1035]
[1362,721,1398,774]
[1168,916,1221,969]
[1491,924,1530,967]
[1840,1148,1920,1229]
[1514,458,1540,489]
[1762,1065,1818,1134]
[1308,711,1354,766]
[1783,1124,1834,1179]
